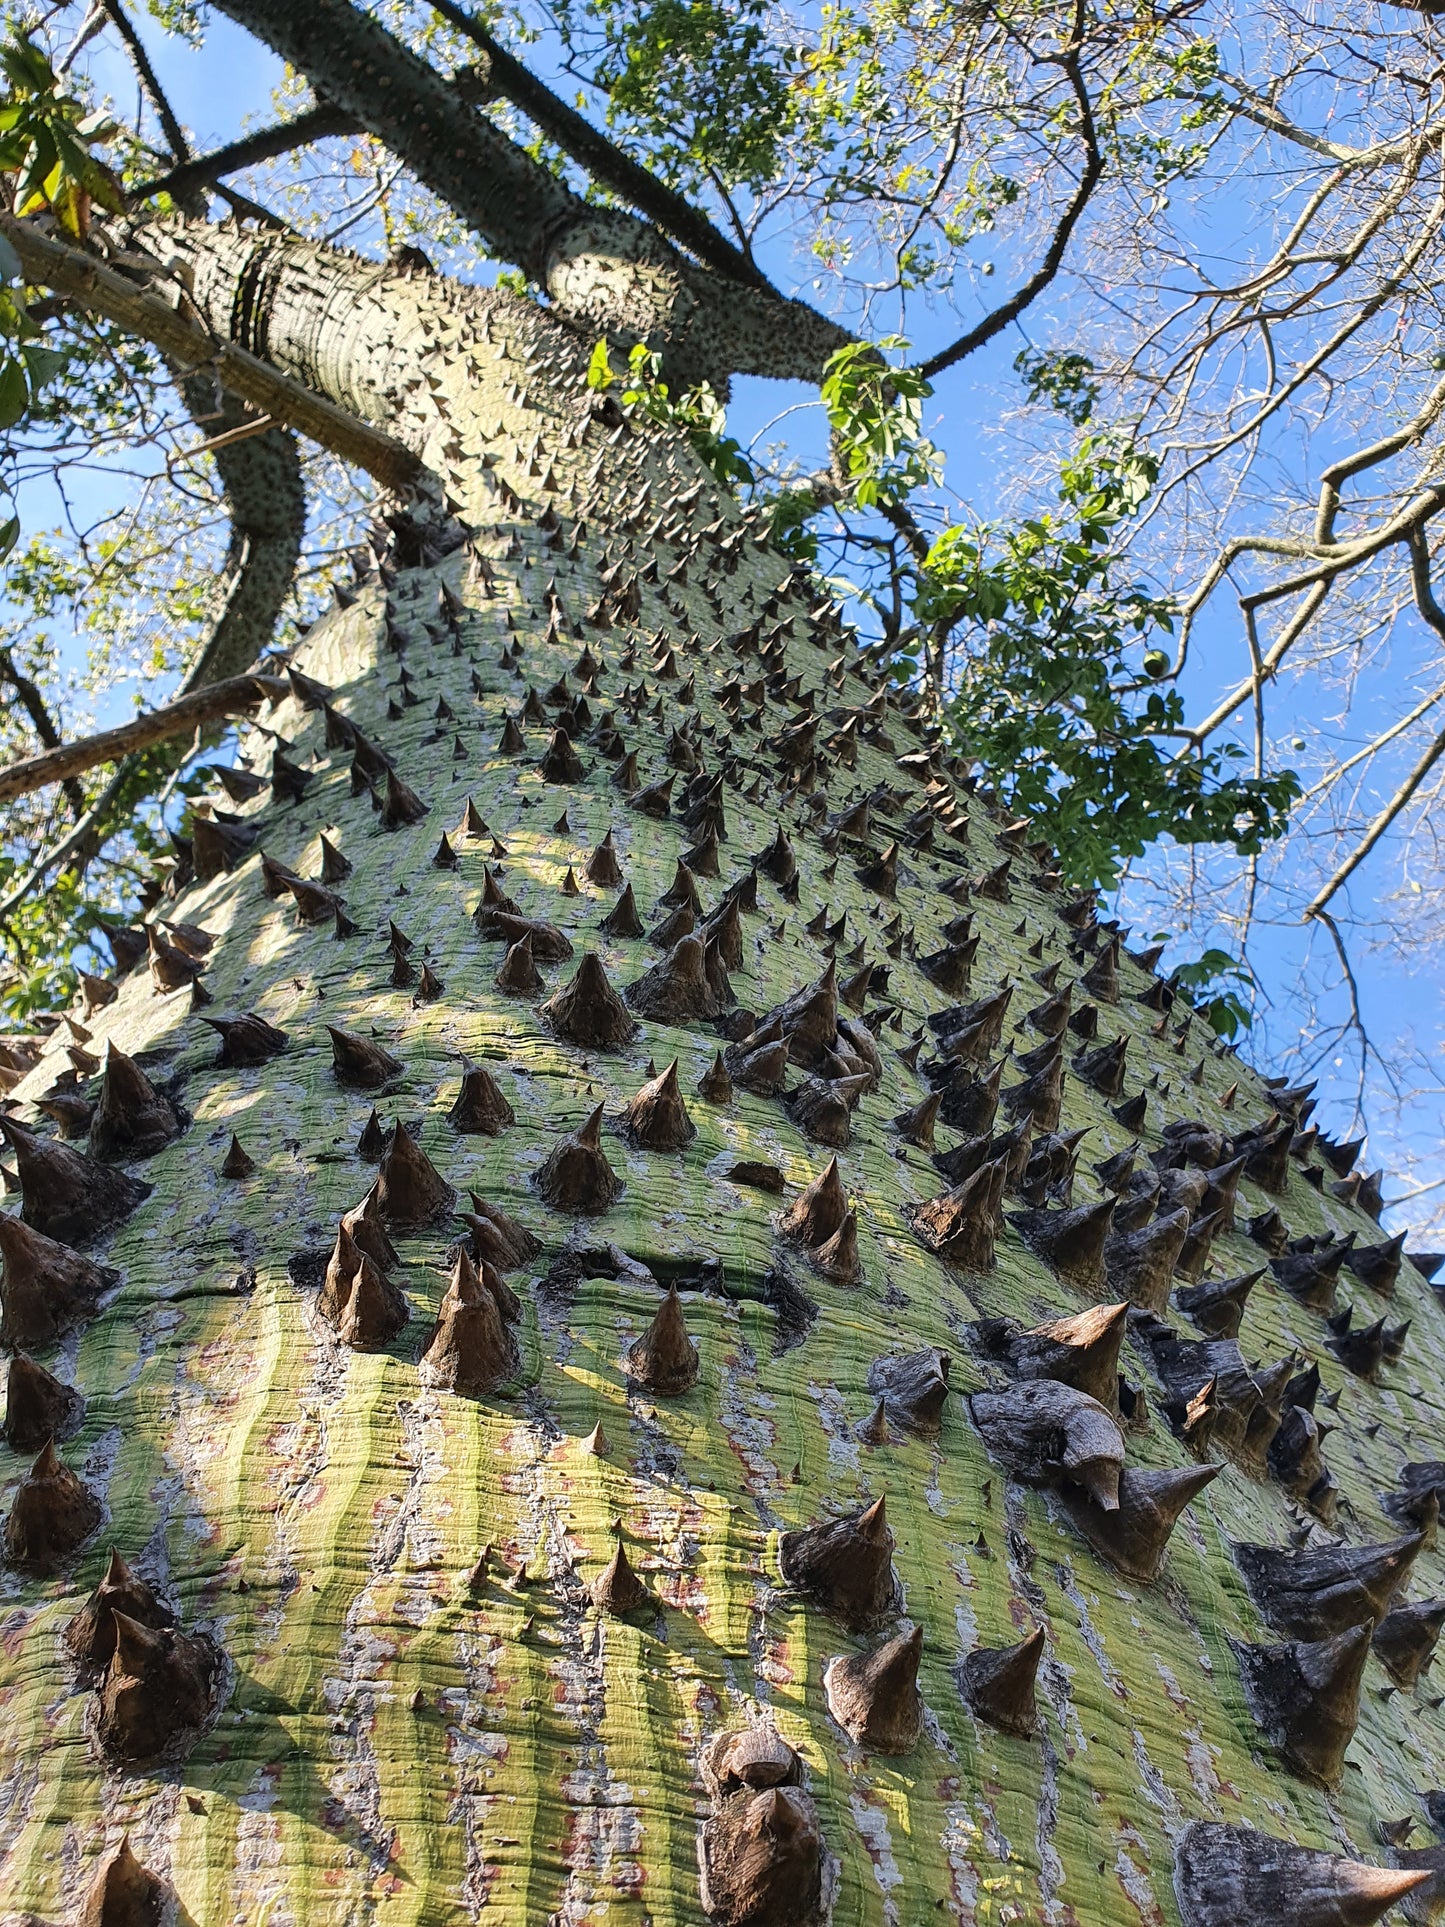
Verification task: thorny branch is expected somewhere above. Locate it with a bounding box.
[0,215,424,489]
[96,0,188,167]
[427,0,768,289]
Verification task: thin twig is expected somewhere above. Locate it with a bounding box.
[918,0,1103,382]
[1301,527,1445,918]
[133,105,360,204]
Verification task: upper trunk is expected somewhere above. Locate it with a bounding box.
[0,218,1436,1926]
[207,0,853,391]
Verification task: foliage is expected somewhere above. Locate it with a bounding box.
[770,2,1227,298]
[141,0,204,41]
[758,485,823,565]
[1171,945,1256,1041]
[551,0,798,195]
[0,862,91,1015]
[0,34,122,236]
[0,0,1413,1128]
[0,738,191,1019]
[0,232,63,444]
[769,335,1297,895]
[1014,346,1099,427]
[819,336,940,509]
[0,31,129,549]
[919,433,1302,889]
[587,338,754,488]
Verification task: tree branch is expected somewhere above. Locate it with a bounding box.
[918,6,1103,383]
[0,674,287,807]
[133,105,361,207]
[428,0,768,291]
[1206,71,1366,163]
[1181,578,1331,750]
[1144,133,1442,507]
[1305,907,1381,1127]
[877,499,930,564]
[98,0,190,167]
[205,0,853,386]
[0,648,87,817]
[0,214,425,491]
[58,2,108,76]
[0,762,131,932]
[0,378,304,926]
[1314,372,1445,546]
[172,374,307,689]
[1301,526,1445,920]
[1298,675,1445,806]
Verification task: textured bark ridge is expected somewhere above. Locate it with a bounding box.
[3,236,1445,1922]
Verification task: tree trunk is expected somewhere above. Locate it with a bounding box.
[0,220,1436,1927]
[206,0,853,391]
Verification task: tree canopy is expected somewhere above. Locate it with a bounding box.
[1,0,1444,1215]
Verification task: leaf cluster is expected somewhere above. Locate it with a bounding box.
[918,432,1301,888]
[587,337,755,488]
[820,335,940,508]
[1171,944,1255,1040]
[552,0,798,195]
[0,34,122,237]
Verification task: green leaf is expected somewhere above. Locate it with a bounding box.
[586,339,616,391]
[0,353,28,428]
[21,340,66,387]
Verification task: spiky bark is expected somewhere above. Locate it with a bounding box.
[0,219,1440,1927]
[208,0,854,391]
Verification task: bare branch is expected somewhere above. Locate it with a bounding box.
[57,2,107,76]
[0,647,87,817]
[1298,675,1445,804]
[133,105,360,206]
[1302,526,1445,919]
[1207,70,1366,162]
[1145,133,1444,503]
[1315,372,1445,546]
[1306,906,1392,1125]
[1181,578,1332,748]
[0,674,287,807]
[0,764,129,930]
[97,0,190,167]
[918,3,1103,382]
